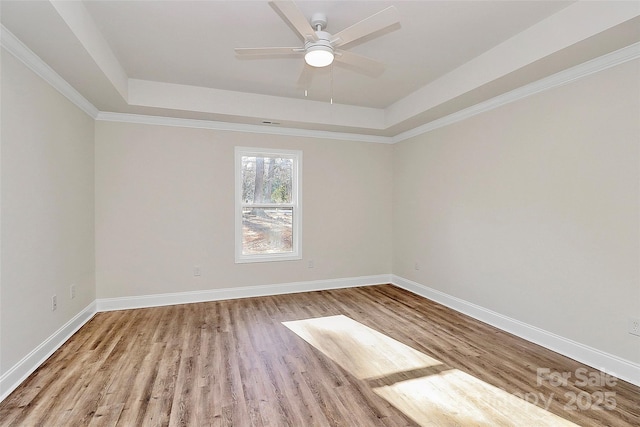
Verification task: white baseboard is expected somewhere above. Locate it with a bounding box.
[0,301,97,402]
[96,274,392,312]
[392,275,640,387]
[0,275,390,404]
[3,273,637,406]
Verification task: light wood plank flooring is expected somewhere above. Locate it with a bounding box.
[0,285,638,426]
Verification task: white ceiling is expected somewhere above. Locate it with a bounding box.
[2,1,639,137]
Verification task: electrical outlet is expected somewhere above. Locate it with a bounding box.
[308,260,314,268]
[70,284,76,299]
[193,266,201,277]
[629,318,640,337]
[414,262,420,271]
[52,295,57,311]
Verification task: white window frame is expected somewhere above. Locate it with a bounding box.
[235,147,302,263]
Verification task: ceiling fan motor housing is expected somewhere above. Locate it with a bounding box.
[305,30,333,51]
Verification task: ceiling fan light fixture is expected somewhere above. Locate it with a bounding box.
[305,45,334,67]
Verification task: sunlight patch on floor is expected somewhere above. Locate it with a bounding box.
[374,369,577,426]
[283,315,578,426]
[282,315,441,380]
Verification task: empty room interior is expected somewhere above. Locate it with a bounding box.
[1,1,639,426]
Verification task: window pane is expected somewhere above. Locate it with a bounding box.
[242,207,293,254]
[241,156,293,204]
[235,147,301,263]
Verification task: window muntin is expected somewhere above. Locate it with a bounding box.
[235,147,301,263]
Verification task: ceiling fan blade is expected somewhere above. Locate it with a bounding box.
[297,65,314,89]
[235,47,303,56]
[270,1,319,42]
[334,50,385,77]
[331,6,400,48]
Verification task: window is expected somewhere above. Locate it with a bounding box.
[235,147,302,263]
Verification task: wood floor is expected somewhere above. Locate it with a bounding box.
[0,285,638,426]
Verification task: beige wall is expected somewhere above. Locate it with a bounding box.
[1,51,95,373]
[2,37,638,386]
[94,121,393,298]
[393,59,640,362]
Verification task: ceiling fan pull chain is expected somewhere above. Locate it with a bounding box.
[330,64,334,105]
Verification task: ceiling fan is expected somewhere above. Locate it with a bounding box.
[235,1,400,79]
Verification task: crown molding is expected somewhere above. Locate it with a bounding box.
[95,112,394,144]
[392,41,640,143]
[99,41,640,144]
[1,25,99,119]
[3,23,638,144]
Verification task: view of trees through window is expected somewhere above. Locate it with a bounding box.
[241,155,294,254]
